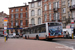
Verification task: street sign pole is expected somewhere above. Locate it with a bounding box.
[4,18,8,42]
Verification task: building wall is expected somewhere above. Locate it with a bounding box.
[29,1,42,25]
[42,0,62,23]
[0,12,8,29]
[61,0,72,28]
[9,5,29,34]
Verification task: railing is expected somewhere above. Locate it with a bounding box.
[53,8,58,12]
[69,5,75,11]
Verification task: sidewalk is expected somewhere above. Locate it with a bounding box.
[0,39,73,50]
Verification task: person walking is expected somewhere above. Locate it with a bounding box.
[6,33,8,41]
[66,31,69,39]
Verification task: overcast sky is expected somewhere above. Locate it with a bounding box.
[0,0,31,15]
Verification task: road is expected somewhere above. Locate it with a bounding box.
[42,39,75,50]
[50,39,75,49]
[0,37,74,50]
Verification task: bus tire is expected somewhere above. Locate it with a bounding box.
[36,35,39,40]
[25,36,27,39]
[49,38,53,41]
[45,35,48,41]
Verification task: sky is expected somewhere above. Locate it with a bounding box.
[0,0,31,15]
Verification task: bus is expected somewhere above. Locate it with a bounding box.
[22,22,63,40]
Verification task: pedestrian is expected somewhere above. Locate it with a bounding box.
[66,31,69,39]
[6,33,8,41]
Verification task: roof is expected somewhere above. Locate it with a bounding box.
[0,11,8,17]
[28,0,41,4]
[9,5,29,9]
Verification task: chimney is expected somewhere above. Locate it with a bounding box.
[25,3,27,6]
[1,11,3,13]
[32,0,34,2]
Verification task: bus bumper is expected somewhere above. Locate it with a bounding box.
[48,35,64,38]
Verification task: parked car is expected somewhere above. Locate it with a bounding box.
[8,34,14,38]
[8,33,19,38]
[0,31,4,37]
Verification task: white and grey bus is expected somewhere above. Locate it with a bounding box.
[23,22,63,40]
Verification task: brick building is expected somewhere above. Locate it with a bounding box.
[0,11,8,29]
[42,0,62,23]
[8,5,29,34]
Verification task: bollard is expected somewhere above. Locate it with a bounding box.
[5,37,6,42]
[72,33,74,39]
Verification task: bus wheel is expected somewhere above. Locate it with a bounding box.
[25,36,27,39]
[45,35,48,41]
[36,35,39,40]
[49,38,53,41]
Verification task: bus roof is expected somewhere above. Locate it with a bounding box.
[23,22,62,29]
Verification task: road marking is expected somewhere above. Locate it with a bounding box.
[53,42,75,50]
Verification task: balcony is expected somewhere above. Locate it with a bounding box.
[53,8,58,12]
[69,5,75,11]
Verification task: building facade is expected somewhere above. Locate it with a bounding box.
[0,11,8,29]
[70,0,75,23]
[61,0,72,28]
[28,0,42,26]
[8,5,29,34]
[42,0,62,24]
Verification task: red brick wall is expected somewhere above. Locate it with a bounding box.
[9,6,29,28]
[42,0,62,23]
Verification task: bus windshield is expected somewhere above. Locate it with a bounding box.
[48,23,62,36]
[48,23,61,26]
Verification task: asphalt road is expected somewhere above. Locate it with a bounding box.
[46,39,75,50]
[0,37,74,50]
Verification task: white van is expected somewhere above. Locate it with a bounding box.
[63,29,73,38]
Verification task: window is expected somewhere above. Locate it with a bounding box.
[63,17,66,20]
[15,9,18,12]
[44,0,47,2]
[15,13,18,18]
[62,1,65,6]
[20,13,23,18]
[49,3,51,10]
[68,12,70,17]
[54,13,59,20]
[44,4,47,11]
[16,21,18,26]
[11,14,14,19]
[68,0,70,7]
[53,2,58,8]
[20,8,23,11]
[20,20,23,26]
[54,13,56,20]
[49,14,51,21]
[26,12,28,18]
[57,2,59,8]
[26,8,27,10]
[38,2,41,6]
[72,0,75,5]
[26,20,28,26]
[38,18,41,24]
[63,24,66,27]
[11,9,13,12]
[44,14,47,21]
[31,3,34,8]
[11,21,13,26]
[31,18,35,24]
[38,9,41,15]
[62,8,66,13]
[57,13,59,20]
[31,10,35,16]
